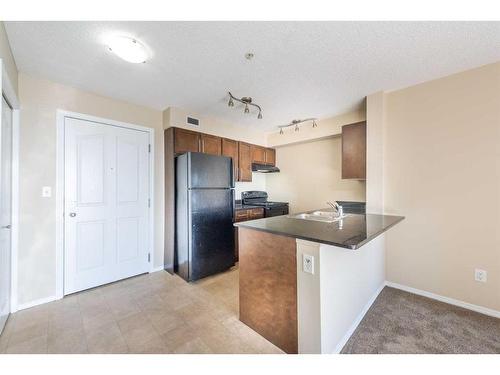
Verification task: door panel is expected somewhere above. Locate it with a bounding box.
[200,134,222,155]
[64,117,150,294]
[116,139,139,203]
[238,142,252,182]
[251,145,266,164]
[0,97,13,334]
[221,138,239,181]
[189,189,235,280]
[341,121,366,179]
[117,217,139,262]
[77,135,106,205]
[174,128,200,154]
[76,220,105,271]
[188,152,233,189]
[265,148,276,166]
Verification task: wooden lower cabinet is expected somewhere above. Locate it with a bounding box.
[238,228,298,354]
[234,207,264,261]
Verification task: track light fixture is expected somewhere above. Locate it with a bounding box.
[227,92,263,119]
[278,118,318,135]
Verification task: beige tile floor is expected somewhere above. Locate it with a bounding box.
[0,267,283,354]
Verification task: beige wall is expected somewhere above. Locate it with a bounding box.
[366,92,385,214]
[0,21,18,95]
[17,73,164,305]
[383,62,500,311]
[266,137,366,213]
[164,106,268,198]
[267,106,365,147]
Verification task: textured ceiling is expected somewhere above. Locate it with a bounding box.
[5,21,500,131]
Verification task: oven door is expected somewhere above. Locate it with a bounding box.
[264,205,289,217]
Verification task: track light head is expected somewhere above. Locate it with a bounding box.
[244,104,250,114]
[257,111,262,119]
[228,97,234,107]
[312,120,317,128]
[279,128,284,135]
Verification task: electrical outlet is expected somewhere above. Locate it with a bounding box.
[42,186,52,198]
[303,254,314,274]
[474,269,487,283]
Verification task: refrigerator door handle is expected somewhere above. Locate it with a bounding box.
[231,189,235,222]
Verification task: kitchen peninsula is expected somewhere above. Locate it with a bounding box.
[235,211,404,354]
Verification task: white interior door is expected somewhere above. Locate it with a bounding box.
[64,117,150,295]
[0,96,13,333]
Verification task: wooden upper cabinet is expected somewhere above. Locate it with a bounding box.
[341,121,366,180]
[221,138,239,181]
[200,133,222,156]
[265,148,276,166]
[174,128,200,154]
[238,142,253,182]
[251,145,266,164]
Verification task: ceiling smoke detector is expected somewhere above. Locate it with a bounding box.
[245,52,255,60]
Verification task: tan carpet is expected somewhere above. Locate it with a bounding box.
[341,287,500,354]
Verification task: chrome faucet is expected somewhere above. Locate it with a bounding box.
[327,201,344,218]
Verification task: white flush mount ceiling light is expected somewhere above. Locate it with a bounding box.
[107,36,148,63]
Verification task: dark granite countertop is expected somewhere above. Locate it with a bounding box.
[234,212,404,250]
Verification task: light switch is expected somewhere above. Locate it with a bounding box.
[303,254,314,274]
[42,186,52,198]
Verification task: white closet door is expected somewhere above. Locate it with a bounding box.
[64,117,150,295]
[0,96,13,333]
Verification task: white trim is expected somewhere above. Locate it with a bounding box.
[151,266,165,273]
[385,281,500,319]
[17,295,57,312]
[1,60,21,313]
[9,109,20,312]
[55,110,155,299]
[1,62,20,109]
[333,282,385,354]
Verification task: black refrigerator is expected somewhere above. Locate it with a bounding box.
[175,152,235,281]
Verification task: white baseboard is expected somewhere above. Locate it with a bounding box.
[16,295,58,312]
[150,266,165,273]
[385,281,500,319]
[333,282,386,354]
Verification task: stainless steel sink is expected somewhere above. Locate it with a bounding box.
[291,210,349,223]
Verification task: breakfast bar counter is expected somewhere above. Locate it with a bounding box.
[234,210,404,354]
[234,212,404,250]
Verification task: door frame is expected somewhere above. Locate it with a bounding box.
[0,61,20,313]
[55,110,155,299]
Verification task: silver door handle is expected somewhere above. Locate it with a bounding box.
[69,213,77,217]
[1,225,11,229]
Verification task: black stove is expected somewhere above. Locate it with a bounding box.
[241,191,289,217]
